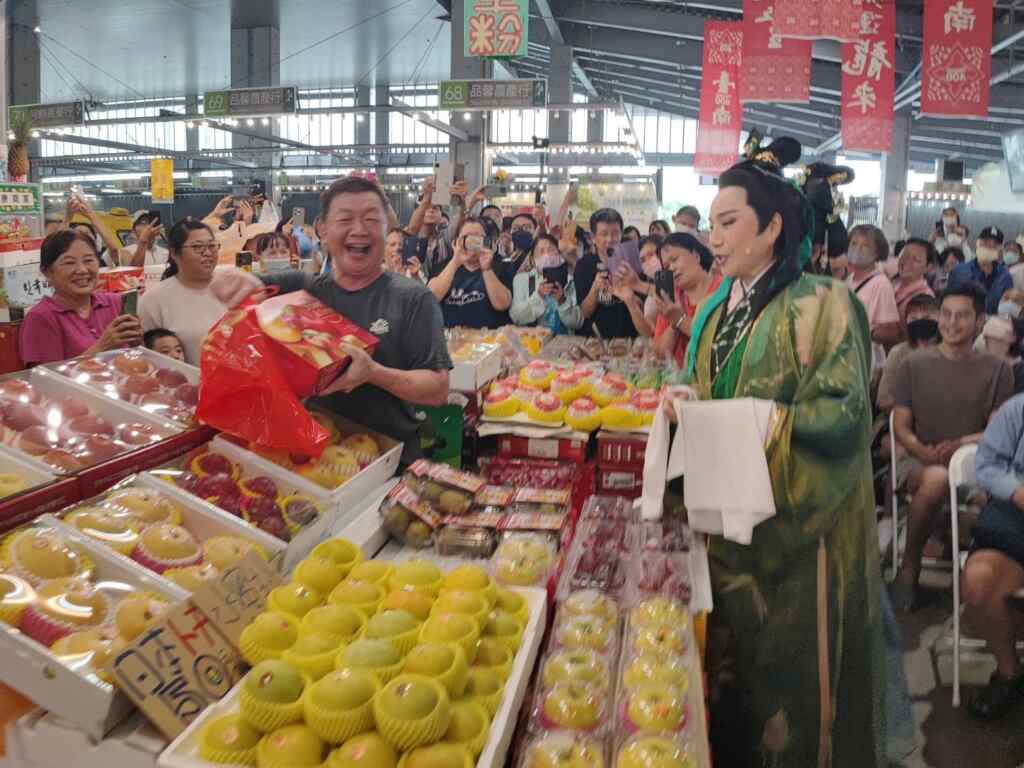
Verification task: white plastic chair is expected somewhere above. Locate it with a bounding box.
[948,443,977,708]
[890,410,900,576]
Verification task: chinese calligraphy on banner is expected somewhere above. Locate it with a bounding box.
[740,0,813,103]
[775,0,864,41]
[921,0,993,117]
[841,0,895,151]
[464,0,529,59]
[695,22,744,176]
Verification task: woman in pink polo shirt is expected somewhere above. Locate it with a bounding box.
[19,229,142,365]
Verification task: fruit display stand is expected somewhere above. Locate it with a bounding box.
[0,368,210,498]
[182,432,402,572]
[52,472,288,579]
[0,446,79,534]
[157,570,547,768]
[0,520,187,743]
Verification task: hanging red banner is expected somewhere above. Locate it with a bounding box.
[841,0,896,152]
[775,0,863,41]
[695,21,744,176]
[740,0,813,103]
[921,0,993,117]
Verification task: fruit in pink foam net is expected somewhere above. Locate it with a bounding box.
[0,380,40,404]
[46,397,89,421]
[3,401,46,432]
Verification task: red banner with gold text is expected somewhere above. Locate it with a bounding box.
[740,0,812,103]
[695,21,744,177]
[841,0,895,152]
[775,0,863,41]
[921,0,992,117]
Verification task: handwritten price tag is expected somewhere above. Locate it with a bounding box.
[104,552,281,740]
[189,551,283,649]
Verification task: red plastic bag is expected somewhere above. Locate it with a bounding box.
[197,293,331,457]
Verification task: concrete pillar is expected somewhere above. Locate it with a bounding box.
[230,0,279,192]
[450,0,489,189]
[549,45,573,145]
[880,113,911,242]
[355,86,371,147]
[8,0,39,179]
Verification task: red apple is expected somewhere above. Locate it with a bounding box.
[243,495,281,521]
[137,392,178,414]
[240,476,278,500]
[194,472,240,502]
[118,375,161,400]
[256,515,290,541]
[15,425,60,455]
[155,369,188,389]
[65,415,114,438]
[118,422,161,446]
[174,384,199,407]
[42,449,83,472]
[111,354,153,376]
[2,401,47,431]
[0,380,40,404]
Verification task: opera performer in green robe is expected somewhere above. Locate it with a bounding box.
[675,139,886,767]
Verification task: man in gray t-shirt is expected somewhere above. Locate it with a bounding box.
[891,282,1014,610]
[212,177,452,464]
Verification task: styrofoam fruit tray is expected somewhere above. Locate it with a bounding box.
[0,368,182,476]
[0,518,186,741]
[158,581,547,768]
[58,471,288,578]
[0,444,57,499]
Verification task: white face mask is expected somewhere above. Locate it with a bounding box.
[847,244,876,269]
[942,216,957,228]
[947,233,963,247]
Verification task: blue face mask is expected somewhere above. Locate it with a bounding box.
[998,301,1022,319]
[1004,249,1021,266]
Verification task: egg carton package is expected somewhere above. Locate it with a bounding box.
[55,471,287,591]
[0,518,186,740]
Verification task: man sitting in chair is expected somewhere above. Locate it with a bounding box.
[891,282,1014,612]
[967,392,1024,719]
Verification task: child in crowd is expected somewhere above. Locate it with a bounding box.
[143,328,186,362]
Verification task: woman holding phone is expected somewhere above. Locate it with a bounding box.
[427,217,514,329]
[20,229,142,365]
[509,234,582,334]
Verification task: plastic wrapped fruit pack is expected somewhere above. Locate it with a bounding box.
[205,554,521,765]
[0,523,172,684]
[379,482,442,550]
[491,532,557,589]
[0,378,168,473]
[49,349,198,426]
[228,409,383,491]
[519,731,608,768]
[477,457,578,491]
[559,519,632,597]
[403,460,486,518]
[158,448,325,543]
[58,479,271,589]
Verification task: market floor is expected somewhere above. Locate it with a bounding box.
[895,568,1024,768]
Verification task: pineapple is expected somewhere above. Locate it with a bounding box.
[7,110,31,180]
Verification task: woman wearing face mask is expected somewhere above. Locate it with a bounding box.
[931,207,974,260]
[509,234,582,334]
[1005,242,1024,291]
[877,294,940,411]
[846,224,901,372]
[978,316,1024,394]
[507,213,539,274]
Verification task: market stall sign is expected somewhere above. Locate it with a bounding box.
[1,263,52,309]
[105,552,280,740]
[464,0,529,58]
[203,86,297,117]
[440,79,547,110]
[8,100,85,129]
[0,184,44,247]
